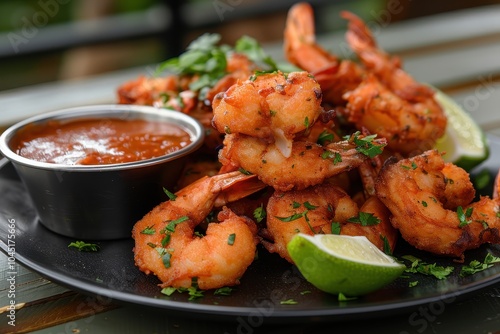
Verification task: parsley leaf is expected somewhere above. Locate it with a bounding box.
[280,299,298,305]
[156,33,228,93]
[253,204,266,223]
[214,287,233,296]
[338,292,357,301]
[331,222,341,235]
[344,131,385,158]
[347,212,381,226]
[140,225,156,235]
[68,241,99,252]
[460,253,500,276]
[227,233,236,245]
[457,206,473,227]
[317,130,334,146]
[402,255,454,279]
[163,187,177,201]
[234,35,278,70]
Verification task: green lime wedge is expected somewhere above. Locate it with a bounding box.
[434,90,489,171]
[287,234,405,296]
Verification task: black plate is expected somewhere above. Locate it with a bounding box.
[1,135,500,323]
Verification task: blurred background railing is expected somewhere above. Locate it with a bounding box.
[1,0,498,92]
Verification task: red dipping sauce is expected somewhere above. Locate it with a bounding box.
[11,118,192,165]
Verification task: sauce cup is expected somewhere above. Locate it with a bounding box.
[0,105,204,240]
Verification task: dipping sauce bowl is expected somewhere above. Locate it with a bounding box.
[0,105,204,240]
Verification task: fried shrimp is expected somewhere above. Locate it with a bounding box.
[132,171,263,290]
[284,2,364,106]
[375,150,500,258]
[343,75,446,155]
[212,71,323,158]
[263,183,359,263]
[219,133,386,191]
[263,172,397,263]
[342,11,447,154]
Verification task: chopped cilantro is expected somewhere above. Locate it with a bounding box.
[161,287,177,296]
[402,255,454,279]
[253,204,266,223]
[347,212,381,226]
[163,187,177,201]
[331,222,341,235]
[344,131,385,158]
[234,35,278,70]
[317,130,334,146]
[156,33,227,93]
[460,253,500,276]
[381,235,392,255]
[227,233,236,245]
[214,287,233,296]
[338,292,357,301]
[238,168,252,175]
[68,241,99,252]
[457,206,473,227]
[280,299,298,305]
[140,225,156,235]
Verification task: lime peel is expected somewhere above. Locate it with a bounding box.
[287,234,405,296]
[434,90,489,171]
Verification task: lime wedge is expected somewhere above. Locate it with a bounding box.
[434,90,489,171]
[287,233,405,296]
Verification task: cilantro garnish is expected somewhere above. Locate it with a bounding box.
[317,130,334,145]
[140,225,156,235]
[155,33,280,96]
[227,233,236,245]
[280,299,298,305]
[402,255,454,279]
[161,286,204,300]
[238,168,252,175]
[347,212,381,226]
[380,235,392,255]
[253,204,266,223]
[275,202,318,233]
[156,33,227,93]
[409,281,419,287]
[68,241,99,252]
[460,253,500,276]
[164,216,190,233]
[338,292,357,301]
[457,206,473,227]
[163,187,177,201]
[321,150,342,164]
[214,287,234,296]
[344,131,385,158]
[331,222,341,235]
[234,35,278,70]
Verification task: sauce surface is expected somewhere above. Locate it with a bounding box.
[11,118,192,165]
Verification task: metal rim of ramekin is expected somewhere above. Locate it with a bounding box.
[0,104,205,172]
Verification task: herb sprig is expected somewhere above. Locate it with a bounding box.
[68,241,100,252]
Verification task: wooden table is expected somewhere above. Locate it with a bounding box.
[2,5,500,334]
